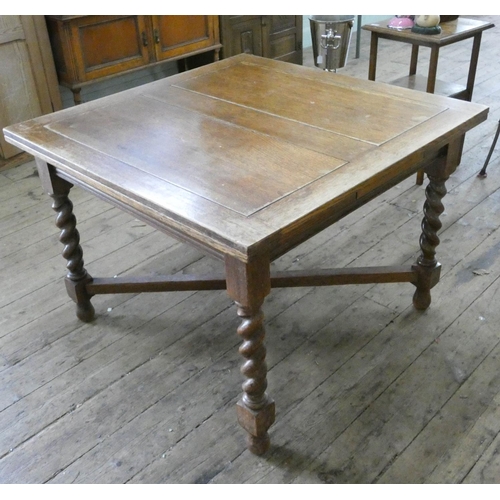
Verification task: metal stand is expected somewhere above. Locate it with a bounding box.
[478,119,500,178]
[355,15,362,59]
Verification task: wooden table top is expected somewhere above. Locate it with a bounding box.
[3,54,488,262]
[362,17,494,46]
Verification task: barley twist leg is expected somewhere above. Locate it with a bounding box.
[413,172,447,310]
[50,187,94,322]
[225,255,274,455]
[235,303,275,455]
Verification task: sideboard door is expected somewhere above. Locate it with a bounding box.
[220,16,263,59]
[151,15,219,61]
[220,16,302,64]
[50,15,151,84]
[264,15,303,64]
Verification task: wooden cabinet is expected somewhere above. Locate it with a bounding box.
[45,15,221,104]
[220,16,302,64]
[1,15,62,161]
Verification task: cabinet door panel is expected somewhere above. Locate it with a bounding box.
[220,16,263,58]
[152,15,218,61]
[220,15,302,63]
[268,15,297,34]
[265,15,302,63]
[70,15,150,82]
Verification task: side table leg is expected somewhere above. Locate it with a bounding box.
[466,33,483,101]
[368,32,378,81]
[36,160,95,322]
[409,44,419,76]
[413,167,448,310]
[426,46,439,94]
[225,255,274,455]
[414,46,438,187]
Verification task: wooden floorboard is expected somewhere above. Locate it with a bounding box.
[1,15,500,484]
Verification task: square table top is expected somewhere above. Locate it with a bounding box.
[3,54,488,261]
[362,17,494,46]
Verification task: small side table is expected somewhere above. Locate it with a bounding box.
[363,17,494,184]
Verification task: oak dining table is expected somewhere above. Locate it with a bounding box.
[3,54,488,456]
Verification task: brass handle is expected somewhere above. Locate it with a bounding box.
[141,31,148,46]
[154,29,160,44]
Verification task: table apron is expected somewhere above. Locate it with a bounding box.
[267,148,449,262]
[369,31,482,49]
[42,139,449,266]
[52,168,238,263]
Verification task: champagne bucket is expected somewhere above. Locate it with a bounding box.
[309,15,355,72]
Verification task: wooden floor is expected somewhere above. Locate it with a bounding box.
[1,15,500,484]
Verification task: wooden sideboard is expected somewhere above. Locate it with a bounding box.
[45,15,221,104]
[220,16,303,64]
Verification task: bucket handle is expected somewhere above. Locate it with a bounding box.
[320,28,342,51]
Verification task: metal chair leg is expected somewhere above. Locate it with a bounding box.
[478,119,500,178]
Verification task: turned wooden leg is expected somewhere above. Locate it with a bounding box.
[234,302,275,454]
[225,255,275,455]
[71,88,82,105]
[36,160,95,322]
[416,169,425,185]
[413,169,448,310]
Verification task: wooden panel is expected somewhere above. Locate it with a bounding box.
[45,17,69,78]
[266,15,302,63]
[0,15,61,159]
[268,33,299,60]
[0,16,29,159]
[268,15,297,34]
[0,24,24,44]
[156,15,209,47]
[221,15,302,64]
[152,15,218,61]
[45,94,346,216]
[71,16,150,82]
[220,16,263,58]
[80,17,145,69]
[175,61,445,146]
[21,16,63,114]
[144,84,376,161]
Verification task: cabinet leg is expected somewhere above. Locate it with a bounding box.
[71,88,82,105]
[416,169,425,185]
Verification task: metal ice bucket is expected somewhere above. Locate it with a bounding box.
[309,15,355,72]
